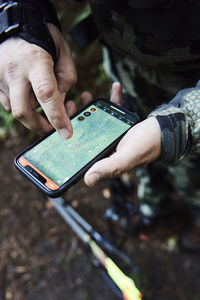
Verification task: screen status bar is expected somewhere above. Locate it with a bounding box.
[95,100,137,126]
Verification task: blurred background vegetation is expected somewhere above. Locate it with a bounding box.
[0,0,111,140]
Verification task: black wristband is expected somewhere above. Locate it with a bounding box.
[156,113,190,162]
[0,0,61,62]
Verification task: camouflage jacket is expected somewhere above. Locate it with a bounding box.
[149,84,200,163]
[89,1,200,163]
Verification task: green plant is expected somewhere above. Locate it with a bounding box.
[0,104,15,140]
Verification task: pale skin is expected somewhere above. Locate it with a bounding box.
[0,24,77,138]
[0,24,162,186]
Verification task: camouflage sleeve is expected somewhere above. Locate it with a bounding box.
[149,81,200,162]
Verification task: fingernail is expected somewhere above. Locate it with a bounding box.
[88,173,100,186]
[58,128,70,140]
[113,81,120,87]
[113,82,120,91]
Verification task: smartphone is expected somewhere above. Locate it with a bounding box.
[14,99,139,198]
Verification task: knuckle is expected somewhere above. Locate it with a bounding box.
[65,70,77,86]
[111,167,122,178]
[12,109,26,121]
[48,112,64,128]
[28,47,52,66]
[28,47,41,58]
[58,71,77,91]
[35,81,55,102]
[64,64,77,84]
[6,61,18,83]
[108,160,123,177]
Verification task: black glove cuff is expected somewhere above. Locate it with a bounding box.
[156,113,190,163]
[0,0,61,62]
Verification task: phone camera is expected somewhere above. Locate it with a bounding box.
[77,116,85,121]
[84,111,91,117]
[90,107,97,112]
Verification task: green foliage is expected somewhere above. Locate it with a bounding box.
[96,65,110,88]
[70,5,91,28]
[0,104,15,140]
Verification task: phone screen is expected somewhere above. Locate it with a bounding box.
[18,100,137,192]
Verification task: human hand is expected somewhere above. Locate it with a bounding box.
[0,24,77,138]
[65,81,122,121]
[84,86,162,186]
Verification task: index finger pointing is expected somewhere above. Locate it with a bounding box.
[29,61,73,139]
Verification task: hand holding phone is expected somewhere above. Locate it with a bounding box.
[84,117,162,186]
[14,99,139,197]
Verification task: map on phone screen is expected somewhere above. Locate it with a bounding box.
[22,102,132,186]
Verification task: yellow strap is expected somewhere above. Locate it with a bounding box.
[89,239,142,300]
[105,258,142,300]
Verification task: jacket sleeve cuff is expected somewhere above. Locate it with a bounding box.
[0,0,61,62]
[155,113,190,163]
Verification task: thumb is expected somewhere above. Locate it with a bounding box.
[110,82,122,106]
[84,151,126,186]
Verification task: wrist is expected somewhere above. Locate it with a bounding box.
[0,0,61,61]
[155,113,189,162]
[144,117,162,163]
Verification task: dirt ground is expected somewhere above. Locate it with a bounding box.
[1,128,200,300]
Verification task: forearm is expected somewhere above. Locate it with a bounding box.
[149,82,200,162]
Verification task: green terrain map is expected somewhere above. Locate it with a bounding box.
[24,105,130,186]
